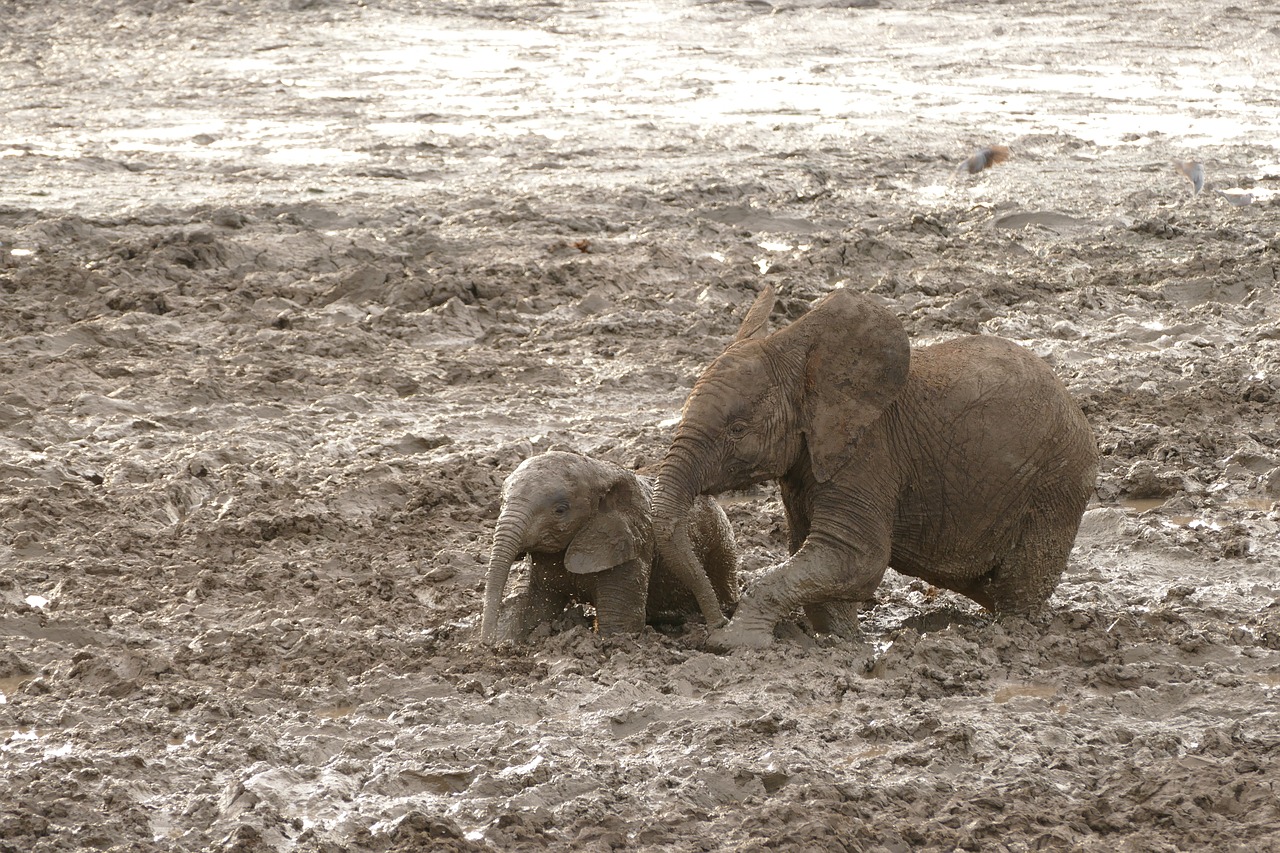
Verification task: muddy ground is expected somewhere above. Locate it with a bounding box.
[2,0,1280,850]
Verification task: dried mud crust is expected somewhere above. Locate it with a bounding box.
[2,1,1280,851]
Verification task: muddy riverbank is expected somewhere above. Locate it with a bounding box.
[2,1,1279,850]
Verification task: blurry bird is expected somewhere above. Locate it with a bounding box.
[957,144,1011,175]
[1173,160,1204,194]
[1216,188,1253,206]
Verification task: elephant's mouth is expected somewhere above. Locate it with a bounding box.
[709,460,770,493]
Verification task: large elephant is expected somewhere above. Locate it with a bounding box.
[651,285,1098,650]
[481,451,738,643]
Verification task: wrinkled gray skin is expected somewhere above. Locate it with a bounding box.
[652,286,1098,650]
[481,451,738,643]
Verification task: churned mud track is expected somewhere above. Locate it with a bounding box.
[1,1,1279,851]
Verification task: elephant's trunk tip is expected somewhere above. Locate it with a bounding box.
[482,521,527,645]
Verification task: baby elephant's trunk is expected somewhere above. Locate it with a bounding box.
[481,506,528,642]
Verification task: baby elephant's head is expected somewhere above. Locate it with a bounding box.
[503,451,615,554]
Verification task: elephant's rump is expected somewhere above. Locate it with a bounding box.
[885,336,1096,582]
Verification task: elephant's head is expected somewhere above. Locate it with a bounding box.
[651,286,910,596]
[481,451,651,642]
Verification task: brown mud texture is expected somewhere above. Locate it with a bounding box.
[3,1,1280,851]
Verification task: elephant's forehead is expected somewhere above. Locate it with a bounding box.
[511,452,578,478]
[697,363,778,415]
[504,476,575,511]
[507,458,580,498]
[708,349,769,386]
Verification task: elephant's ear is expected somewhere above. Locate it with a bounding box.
[790,289,911,483]
[565,475,653,574]
[733,284,776,342]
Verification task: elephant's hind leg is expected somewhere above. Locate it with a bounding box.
[970,513,1081,616]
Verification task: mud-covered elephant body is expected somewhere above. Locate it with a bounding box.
[481,451,738,643]
[652,286,1098,649]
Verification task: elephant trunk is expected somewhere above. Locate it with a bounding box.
[653,440,727,628]
[481,506,529,642]
[652,455,696,538]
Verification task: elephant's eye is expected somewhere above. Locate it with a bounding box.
[553,502,570,516]
[727,421,749,439]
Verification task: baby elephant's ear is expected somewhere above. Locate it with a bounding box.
[565,477,652,574]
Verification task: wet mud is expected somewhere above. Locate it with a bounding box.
[2,1,1279,850]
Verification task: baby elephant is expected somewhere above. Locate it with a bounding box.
[480,451,738,643]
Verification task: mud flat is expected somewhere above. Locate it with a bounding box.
[1,1,1279,851]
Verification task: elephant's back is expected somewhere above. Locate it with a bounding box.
[897,334,1097,508]
[910,335,1090,437]
[912,334,1060,387]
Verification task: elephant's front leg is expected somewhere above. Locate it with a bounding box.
[493,556,572,642]
[590,558,648,636]
[780,476,863,641]
[804,599,864,641]
[708,535,889,650]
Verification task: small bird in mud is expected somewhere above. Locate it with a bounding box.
[957,144,1011,175]
[1173,159,1204,194]
[1216,188,1253,207]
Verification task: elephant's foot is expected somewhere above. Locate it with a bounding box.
[485,610,531,645]
[804,599,864,642]
[705,613,776,652]
[704,613,729,631]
